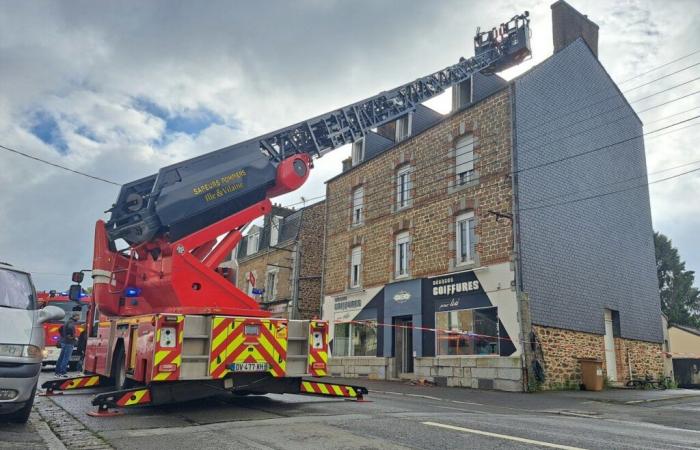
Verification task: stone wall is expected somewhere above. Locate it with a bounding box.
[297,201,326,319]
[328,357,394,380]
[323,90,513,295]
[237,242,294,305]
[534,325,664,389]
[414,356,523,392]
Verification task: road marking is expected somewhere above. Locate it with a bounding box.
[422,421,587,450]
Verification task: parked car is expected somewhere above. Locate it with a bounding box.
[0,262,64,423]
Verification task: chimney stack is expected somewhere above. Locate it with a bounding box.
[551,0,599,57]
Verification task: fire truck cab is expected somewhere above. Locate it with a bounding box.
[37,290,91,370]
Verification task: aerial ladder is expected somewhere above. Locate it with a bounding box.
[43,12,531,414]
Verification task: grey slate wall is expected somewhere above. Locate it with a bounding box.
[512,39,662,343]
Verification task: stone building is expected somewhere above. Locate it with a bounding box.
[321,1,664,391]
[236,200,325,319]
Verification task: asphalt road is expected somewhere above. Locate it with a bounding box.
[10,371,700,450]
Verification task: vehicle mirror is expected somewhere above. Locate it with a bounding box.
[68,284,82,301]
[38,305,65,324]
[72,272,84,283]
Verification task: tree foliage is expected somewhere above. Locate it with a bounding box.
[654,232,700,327]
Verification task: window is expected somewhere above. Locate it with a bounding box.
[396,165,411,209]
[265,269,277,302]
[332,321,377,357]
[395,114,412,142]
[351,139,365,166]
[436,307,499,356]
[456,212,476,265]
[395,232,410,278]
[0,269,35,310]
[350,247,362,288]
[456,134,475,185]
[352,187,364,225]
[246,230,259,255]
[269,216,282,246]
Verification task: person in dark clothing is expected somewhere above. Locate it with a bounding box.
[55,312,80,377]
[76,329,87,373]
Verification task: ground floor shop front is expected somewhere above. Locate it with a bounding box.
[323,263,526,391]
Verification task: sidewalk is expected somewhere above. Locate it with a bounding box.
[324,376,700,408]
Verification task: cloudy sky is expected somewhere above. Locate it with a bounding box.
[1,0,699,290]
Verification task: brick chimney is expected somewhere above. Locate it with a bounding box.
[551,0,599,57]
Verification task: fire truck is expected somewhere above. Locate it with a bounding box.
[43,11,531,414]
[37,290,91,369]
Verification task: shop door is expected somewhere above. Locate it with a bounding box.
[603,310,618,381]
[394,317,413,375]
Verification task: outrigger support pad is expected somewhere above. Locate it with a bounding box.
[40,374,108,396]
[298,380,369,401]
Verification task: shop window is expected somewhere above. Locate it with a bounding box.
[395,231,410,278]
[350,246,362,288]
[352,186,364,225]
[333,323,351,356]
[435,307,499,356]
[351,139,365,166]
[332,321,377,357]
[455,134,475,185]
[352,321,377,356]
[456,212,476,265]
[396,165,412,209]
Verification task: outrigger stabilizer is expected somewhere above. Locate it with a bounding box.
[41,374,368,416]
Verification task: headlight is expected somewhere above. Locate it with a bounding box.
[0,344,23,357]
[42,348,49,358]
[24,345,41,358]
[0,344,41,358]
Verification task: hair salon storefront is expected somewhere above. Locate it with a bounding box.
[326,264,525,391]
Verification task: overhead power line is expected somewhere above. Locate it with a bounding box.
[618,49,700,84]
[0,144,122,186]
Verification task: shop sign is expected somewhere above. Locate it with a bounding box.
[393,290,411,304]
[334,296,362,311]
[431,271,482,297]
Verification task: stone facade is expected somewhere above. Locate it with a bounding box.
[297,201,325,319]
[533,325,663,389]
[237,241,294,308]
[323,90,513,295]
[328,357,394,380]
[414,356,522,392]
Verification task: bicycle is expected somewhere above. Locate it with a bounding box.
[625,374,671,390]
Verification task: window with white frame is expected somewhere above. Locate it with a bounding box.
[269,216,282,246]
[396,165,411,209]
[351,139,365,166]
[332,321,377,357]
[350,246,362,288]
[456,212,476,265]
[352,186,364,225]
[455,134,475,185]
[265,269,277,302]
[435,307,499,356]
[395,232,410,277]
[246,230,260,255]
[395,114,412,142]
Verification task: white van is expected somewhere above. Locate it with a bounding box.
[0,262,64,423]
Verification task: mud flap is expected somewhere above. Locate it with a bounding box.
[298,380,368,401]
[40,375,109,395]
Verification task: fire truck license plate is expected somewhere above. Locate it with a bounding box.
[230,362,269,372]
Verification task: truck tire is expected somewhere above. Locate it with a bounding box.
[8,384,36,424]
[110,345,132,390]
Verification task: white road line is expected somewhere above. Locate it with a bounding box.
[422,421,587,450]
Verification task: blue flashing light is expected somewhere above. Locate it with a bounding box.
[124,287,142,297]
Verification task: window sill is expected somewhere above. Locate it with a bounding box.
[394,204,411,213]
[350,222,364,228]
[346,286,365,294]
[394,274,410,281]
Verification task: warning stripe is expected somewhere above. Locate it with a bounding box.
[59,375,101,390]
[151,315,184,382]
[300,381,357,398]
[116,388,152,407]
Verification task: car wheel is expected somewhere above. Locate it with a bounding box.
[8,384,36,424]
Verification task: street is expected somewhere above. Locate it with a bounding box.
[3,371,698,450]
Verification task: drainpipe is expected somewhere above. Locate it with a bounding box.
[509,83,535,392]
[290,241,301,320]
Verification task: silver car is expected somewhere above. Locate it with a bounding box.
[0,262,64,423]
